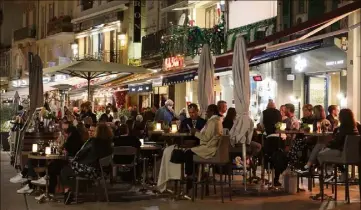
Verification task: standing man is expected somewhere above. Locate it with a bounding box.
[217,100,227,120]
[99,106,114,122]
[154,99,175,125]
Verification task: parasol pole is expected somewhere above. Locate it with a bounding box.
[87,72,91,102]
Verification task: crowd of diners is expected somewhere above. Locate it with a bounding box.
[9,98,361,204]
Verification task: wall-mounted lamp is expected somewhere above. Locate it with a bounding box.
[118,34,127,48]
[294,56,307,72]
[71,43,78,57]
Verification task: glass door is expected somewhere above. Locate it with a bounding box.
[306,75,328,108]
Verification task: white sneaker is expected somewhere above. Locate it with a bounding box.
[17,184,34,194]
[10,173,27,184]
[35,193,46,201]
[31,177,47,185]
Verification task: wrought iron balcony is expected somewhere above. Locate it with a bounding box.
[73,50,123,63]
[47,16,73,36]
[141,29,166,59]
[142,23,225,59]
[13,26,36,42]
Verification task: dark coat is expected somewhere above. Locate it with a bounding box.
[74,138,113,167]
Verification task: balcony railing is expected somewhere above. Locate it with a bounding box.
[141,29,166,59]
[47,16,73,36]
[142,23,226,59]
[73,51,123,63]
[13,26,36,42]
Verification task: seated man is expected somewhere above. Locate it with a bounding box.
[179,103,206,145]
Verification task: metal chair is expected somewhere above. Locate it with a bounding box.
[112,146,138,184]
[192,135,232,203]
[74,155,113,203]
[320,135,361,203]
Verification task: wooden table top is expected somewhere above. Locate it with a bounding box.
[28,153,65,160]
[140,144,162,150]
[276,130,304,134]
[304,132,333,136]
[162,132,192,137]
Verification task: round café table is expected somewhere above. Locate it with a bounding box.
[28,153,65,203]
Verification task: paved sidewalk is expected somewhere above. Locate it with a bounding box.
[1,151,360,210]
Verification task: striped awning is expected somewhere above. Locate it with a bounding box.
[162,72,196,86]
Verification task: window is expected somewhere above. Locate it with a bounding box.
[48,3,54,21]
[41,6,45,38]
[298,0,305,14]
[81,0,94,11]
[205,5,218,28]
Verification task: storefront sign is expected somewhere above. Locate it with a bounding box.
[162,72,195,86]
[253,75,262,82]
[326,60,344,66]
[133,1,142,43]
[128,84,152,93]
[73,11,122,32]
[152,78,163,87]
[163,56,185,71]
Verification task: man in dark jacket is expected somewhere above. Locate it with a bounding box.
[99,107,114,122]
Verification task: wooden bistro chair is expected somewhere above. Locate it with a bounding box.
[192,135,232,203]
[320,135,361,203]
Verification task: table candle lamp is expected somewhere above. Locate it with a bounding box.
[140,139,144,146]
[45,147,51,155]
[280,123,286,131]
[156,123,161,131]
[32,144,38,153]
[171,124,177,133]
[308,124,313,133]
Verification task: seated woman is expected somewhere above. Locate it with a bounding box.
[61,123,113,204]
[113,124,141,182]
[12,121,79,194]
[297,105,332,173]
[34,126,84,200]
[317,109,359,181]
[184,104,223,189]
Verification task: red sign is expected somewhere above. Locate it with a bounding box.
[164,56,184,71]
[253,75,262,82]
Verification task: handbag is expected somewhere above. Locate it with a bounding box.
[170,145,185,164]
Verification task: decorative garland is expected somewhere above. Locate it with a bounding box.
[160,14,226,58]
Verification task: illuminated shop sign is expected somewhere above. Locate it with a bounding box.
[128,83,152,93]
[326,60,344,66]
[253,75,262,82]
[163,56,185,71]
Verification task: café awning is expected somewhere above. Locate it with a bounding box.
[162,72,196,86]
[215,1,361,69]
